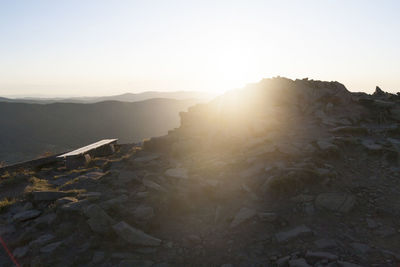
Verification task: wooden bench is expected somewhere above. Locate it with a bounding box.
[57,139,118,169]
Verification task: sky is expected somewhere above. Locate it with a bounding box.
[0,0,399,97]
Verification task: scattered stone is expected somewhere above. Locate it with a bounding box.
[13,210,41,222]
[0,225,16,235]
[230,207,257,228]
[276,255,290,267]
[133,191,149,199]
[291,194,314,203]
[303,203,315,215]
[184,235,201,246]
[142,177,167,192]
[289,258,311,267]
[130,205,154,222]
[22,202,33,211]
[116,170,140,184]
[275,225,313,243]
[337,261,363,267]
[330,126,368,135]
[29,233,55,248]
[315,193,355,213]
[119,260,154,267]
[374,225,396,237]
[83,204,115,233]
[317,139,338,151]
[257,212,277,222]
[366,218,378,229]
[351,242,370,254]
[305,251,338,261]
[60,199,89,212]
[13,246,29,258]
[100,195,128,211]
[112,221,161,246]
[79,192,102,201]
[92,251,105,264]
[55,196,77,206]
[34,212,57,226]
[240,162,266,178]
[314,239,337,249]
[134,247,158,254]
[133,154,160,163]
[361,139,383,151]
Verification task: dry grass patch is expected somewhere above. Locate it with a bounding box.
[0,171,31,187]
[0,197,16,213]
[24,177,53,193]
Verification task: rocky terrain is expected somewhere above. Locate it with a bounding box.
[1,77,400,266]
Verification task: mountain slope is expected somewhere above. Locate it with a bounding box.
[0,98,199,164]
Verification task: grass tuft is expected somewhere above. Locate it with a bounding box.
[24,177,53,193]
[0,197,16,213]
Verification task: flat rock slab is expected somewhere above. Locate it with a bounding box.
[29,234,55,248]
[13,210,41,222]
[60,199,89,212]
[305,251,338,261]
[230,207,257,228]
[164,168,188,179]
[33,191,73,201]
[112,221,161,246]
[330,126,368,135]
[289,258,311,267]
[315,192,355,213]
[40,241,63,253]
[275,225,313,243]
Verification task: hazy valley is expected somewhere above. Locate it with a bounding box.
[0,97,201,164]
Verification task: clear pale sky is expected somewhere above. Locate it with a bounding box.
[0,0,399,97]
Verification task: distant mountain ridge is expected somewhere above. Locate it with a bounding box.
[0,91,213,104]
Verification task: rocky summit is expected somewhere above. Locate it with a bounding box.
[1,77,400,266]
